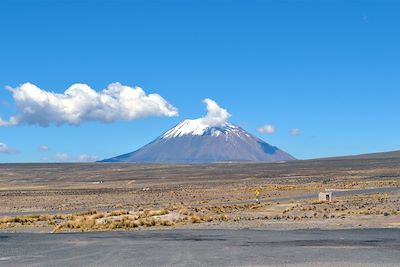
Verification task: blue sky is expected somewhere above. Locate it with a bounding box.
[0,0,399,162]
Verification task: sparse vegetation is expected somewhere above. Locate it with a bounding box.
[0,159,399,232]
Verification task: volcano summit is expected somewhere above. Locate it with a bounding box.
[101,119,295,163]
[101,99,295,163]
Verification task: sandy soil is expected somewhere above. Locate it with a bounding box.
[0,157,399,232]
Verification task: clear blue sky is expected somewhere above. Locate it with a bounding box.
[0,0,399,162]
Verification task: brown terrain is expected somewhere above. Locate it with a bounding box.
[0,154,399,232]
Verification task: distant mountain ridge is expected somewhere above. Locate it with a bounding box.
[319,150,400,160]
[100,119,296,163]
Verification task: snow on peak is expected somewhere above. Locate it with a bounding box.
[161,119,238,139]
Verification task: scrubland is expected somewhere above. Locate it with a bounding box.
[0,157,399,232]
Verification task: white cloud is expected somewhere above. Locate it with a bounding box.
[2,82,178,127]
[77,154,98,162]
[0,142,16,154]
[258,124,276,134]
[0,116,17,126]
[38,145,49,152]
[200,98,231,127]
[0,117,7,126]
[291,128,301,136]
[53,153,97,162]
[55,153,70,162]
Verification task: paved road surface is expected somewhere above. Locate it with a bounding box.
[1,228,399,266]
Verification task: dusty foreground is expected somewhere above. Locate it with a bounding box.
[0,157,399,232]
[1,228,400,266]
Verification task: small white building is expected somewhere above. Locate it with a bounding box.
[319,192,333,202]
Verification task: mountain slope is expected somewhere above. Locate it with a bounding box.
[101,119,296,163]
[319,150,400,160]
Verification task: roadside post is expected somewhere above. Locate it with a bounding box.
[255,189,261,203]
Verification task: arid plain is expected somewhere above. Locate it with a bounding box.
[0,153,399,232]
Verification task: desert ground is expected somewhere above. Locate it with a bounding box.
[1,156,400,266]
[0,155,399,232]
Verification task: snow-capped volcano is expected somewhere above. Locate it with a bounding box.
[161,119,239,138]
[100,99,296,163]
[100,119,296,163]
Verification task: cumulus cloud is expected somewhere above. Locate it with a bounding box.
[77,154,98,162]
[40,157,49,162]
[55,153,70,162]
[38,145,49,152]
[0,116,17,126]
[1,82,178,127]
[53,153,97,162]
[0,117,7,126]
[258,124,276,134]
[199,98,231,126]
[291,128,301,136]
[0,142,16,154]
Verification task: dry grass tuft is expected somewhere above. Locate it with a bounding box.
[109,210,129,216]
[189,215,201,224]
